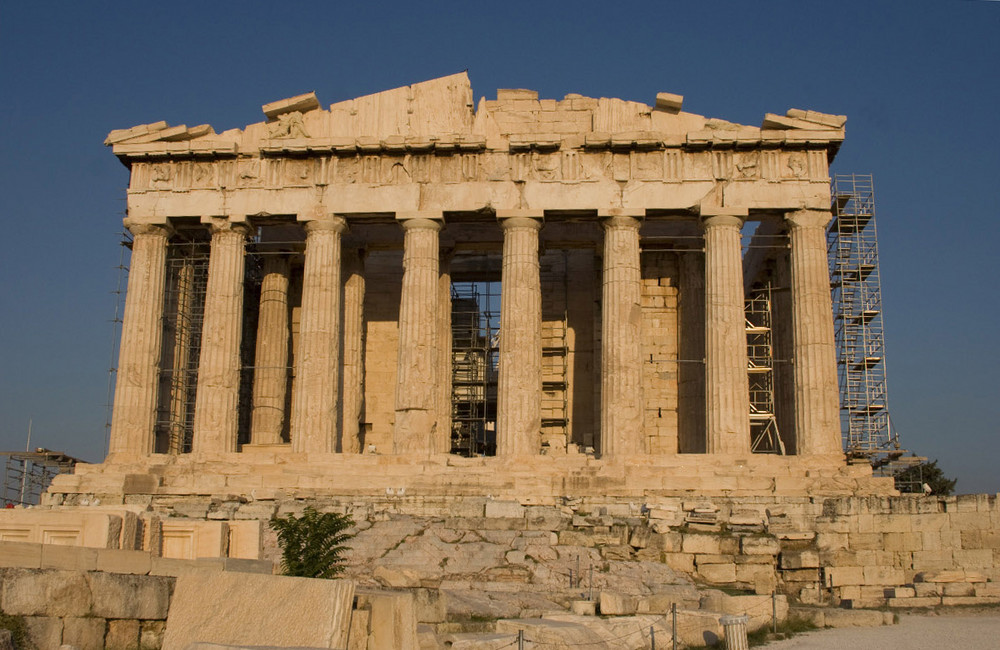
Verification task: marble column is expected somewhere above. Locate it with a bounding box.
[436,250,453,455]
[600,213,644,457]
[192,219,249,454]
[249,256,290,445]
[108,222,170,458]
[496,213,542,457]
[291,217,346,454]
[701,212,751,455]
[786,209,842,456]
[393,215,441,455]
[340,247,365,454]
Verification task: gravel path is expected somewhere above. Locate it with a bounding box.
[761,612,1000,649]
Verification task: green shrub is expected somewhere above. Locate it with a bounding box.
[270,506,354,579]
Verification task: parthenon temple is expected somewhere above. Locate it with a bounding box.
[78,72,891,499]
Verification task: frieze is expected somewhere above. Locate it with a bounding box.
[128,147,828,193]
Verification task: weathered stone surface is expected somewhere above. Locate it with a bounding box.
[358,590,419,650]
[598,591,637,615]
[63,616,106,650]
[162,572,354,650]
[1,569,93,616]
[23,616,63,650]
[89,572,171,619]
[105,619,141,650]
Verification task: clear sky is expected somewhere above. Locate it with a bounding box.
[1,1,997,492]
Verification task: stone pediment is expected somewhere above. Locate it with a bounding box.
[106,72,845,160]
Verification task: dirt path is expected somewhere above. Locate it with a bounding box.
[762,611,1000,649]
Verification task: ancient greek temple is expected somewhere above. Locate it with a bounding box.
[91,72,885,498]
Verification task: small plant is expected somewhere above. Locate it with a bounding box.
[270,506,354,579]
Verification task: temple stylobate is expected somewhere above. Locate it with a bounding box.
[91,72,887,499]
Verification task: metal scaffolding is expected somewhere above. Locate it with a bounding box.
[450,282,499,456]
[155,236,211,454]
[827,174,901,465]
[2,450,80,507]
[745,284,784,454]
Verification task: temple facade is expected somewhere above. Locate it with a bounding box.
[84,72,889,499]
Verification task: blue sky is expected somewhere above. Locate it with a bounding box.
[1,1,997,492]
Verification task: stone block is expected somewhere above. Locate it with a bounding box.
[740,536,780,556]
[781,568,821,583]
[570,600,596,616]
[40,544,98,570]
[975,582,1000,597]
[105,619,141,650]
[140,621,166,649]
[823,608,885,627]
[954,548,994,569]
[913,582,942,597]
[825,566,864,587]
[887,596,939,607]
[815,532,848,552]
[97,549,152,575]
[697,562,736,583]
[348,608,370,650]
[662,552,694,573]
[942,582,976,596]
[883,586,915,598]
[485,501,525,519]
[628,526,650,549]
[599,591,637,615]
[23,616,63,650]
[780,550,819,569]
[358,590,419,650]
[89,572,172,619]
[63,616,106,650]
[862,566,905,586]
[681,533,721,555]
[414,588,446,623]
[942,595,1000,606]
[0,541,41,568]
[162,572,355,650]
[650,532,682,552]
[1,568,93,616]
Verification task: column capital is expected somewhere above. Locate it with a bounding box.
[399,216,442,232]
[124,219,172,238]
[785,208,832,230]
[600,214,643,230]
[202,216,252,237]
[700,213,745,230]
[305,216,348,234]
[497,211,543,231]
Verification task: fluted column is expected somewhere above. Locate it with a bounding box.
[291,217,346,454]
[600,213,644,457]
[340,247,365,453]
[249,256,290,445]
[786,209,842,456]
[497,213,542,457]
[702,212,750,455]
[108,222,170,458]
[192,219,249,454]
[436,250,453,455]
[393,215,441,455]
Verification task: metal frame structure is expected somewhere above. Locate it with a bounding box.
[828,174,900,465]
[1,450,80,507]
[745,284,784,454]
[450,281,499,456]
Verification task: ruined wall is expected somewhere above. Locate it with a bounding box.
[361,250,403,452]
[641,251,680,453]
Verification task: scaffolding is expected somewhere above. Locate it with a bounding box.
[1,450,80,507]
[450,282,499,456]
[828,174,902,467]
[745,284,784,454]
[155,236,211,454]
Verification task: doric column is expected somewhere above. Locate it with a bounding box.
[291,217,347,454]
[786,209,842,456]
[108,222,170,458]
[599,212,644,457]
[393,215,442,455]
[496,212,543,457]
[249,255,290,445]
[340,246,365,453]
[192,219,250,454]
[701,211,751,455]
[436,249,453,455]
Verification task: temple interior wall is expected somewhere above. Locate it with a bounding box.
[641,251,681,454]
[361,249,403,453]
